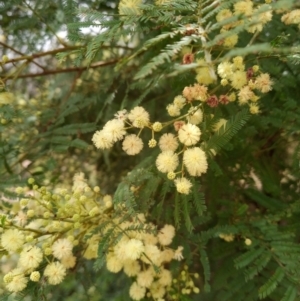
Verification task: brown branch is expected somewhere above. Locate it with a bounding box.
[0,41,45,70]
[3,45,133,65]
[4,59,120,79]
[3,46,82,64]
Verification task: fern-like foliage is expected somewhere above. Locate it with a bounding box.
[204,108,250,153]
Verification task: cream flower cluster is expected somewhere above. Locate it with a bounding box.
[0,175,187,300]
[103,220,186,301]
[92,57,274,195]
[158,60,272,193]
[0,174,113,293]
[281,9,300,27]
[92,102,209,195]
[91,5,277,197]
[155,121,208,195]
[216,56,273,114]
[215,2,273,48]
[219,233,235,242]
[168,266,200,299]
[181,55,273,115]
[92,106,150,155]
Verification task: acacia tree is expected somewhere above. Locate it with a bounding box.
[0,0,300,300]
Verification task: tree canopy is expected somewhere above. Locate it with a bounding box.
[0,0,300,300]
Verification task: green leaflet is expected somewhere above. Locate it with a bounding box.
[258,267,285,299]
[245,189,286,211]
[182,195,194,233]
[199,247,211,292]
[280,285,298,301]
[234,248,265,269]
[134,35,197,80]
[244,253,272,281]
[205,108,250,153]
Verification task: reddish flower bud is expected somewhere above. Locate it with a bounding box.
[206,95,219,107]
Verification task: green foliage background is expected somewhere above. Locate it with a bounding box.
[0,0,300,300]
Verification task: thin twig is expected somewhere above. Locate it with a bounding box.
[0,42,45,70]
[4,59,119,79]
[22,0,69,47]
[3,46,81,64]
[2,45,133,65]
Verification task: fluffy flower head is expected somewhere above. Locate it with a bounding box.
[249,103,260,114]
[174,177,192,194]
[5,268,28,292]
[106,252,123,273]
[128,106,150,128]
[156,151,179,173]
[217,62,233,78]
[150,281,166,299]
[223,34,238,48]
[1,229,25,252]
[61,255,77,269]
[216,9,233,23]
[18,246,43,270]
[152,121,163,132]
[187,108,203,125]
[193,84,208,101]
[281,9,300,25]
[52,238,73,260]
[158,269,172,286]
[161,249,175,263]
[123,260,141,277]
[137,268,154,288]
[122,134,143,155]
[129,282,146,300]
[122,239,145,260]
[44,262,66,285]
[173,95,186,109]
[114,109,128,121]
[238,86,255,104]
[167,103,181,117]
[178,124,201,146]
[103,119,126,142]
[159,133,178,151]
[183,147,208,176]
[92,130,113,149]
[232,56,244,70]
[141,244,161,265]
[196,59,216,85]
[230,70,247,89]
[30,271,41,282]
[158,224,175,246]
[234,1,253,16]
[255,73,273,93]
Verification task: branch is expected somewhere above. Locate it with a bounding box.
[0,42,45,71]
[4,59,119,79]
[2,45,133,65]
[3,46,81,64]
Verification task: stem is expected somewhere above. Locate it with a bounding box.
[248,31,260,46]
[4,59,119,80]
[0,42,45,70]
[3,46,82,65]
